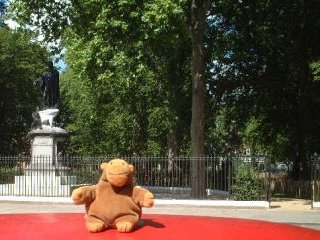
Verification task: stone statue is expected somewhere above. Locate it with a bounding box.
[39,61,60,108]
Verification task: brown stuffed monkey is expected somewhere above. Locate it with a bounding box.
[71,158,154,233]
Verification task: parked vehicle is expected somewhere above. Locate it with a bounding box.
[276,163,288,172]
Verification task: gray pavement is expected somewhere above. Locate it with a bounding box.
[1,201,320,231]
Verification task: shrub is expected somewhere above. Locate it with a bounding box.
[68,168,100,185]
[0,167,21,184]
[232,164,263,201]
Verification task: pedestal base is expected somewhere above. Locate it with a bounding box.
[0,169,76,197]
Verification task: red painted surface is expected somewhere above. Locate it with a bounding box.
[1,213,320,240]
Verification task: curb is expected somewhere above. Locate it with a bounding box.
[155,199,270,208]
[0,196,73,203]
[0,196,270,208]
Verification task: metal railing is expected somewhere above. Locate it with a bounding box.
[0,155,271,200]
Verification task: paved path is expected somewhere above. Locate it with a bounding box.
[1,200,320,231]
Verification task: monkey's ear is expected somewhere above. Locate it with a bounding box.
[100,163,108,171]
[129,164,134,173]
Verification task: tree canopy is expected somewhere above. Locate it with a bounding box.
[37,0,192,156]
[0,27,49,154]
[206,0,320,178]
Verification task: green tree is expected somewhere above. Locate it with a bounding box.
[311,60,320,81]
[207,0,320,179]
[32,0,193,156]
[207,106,242,155]
[0,28,49,154]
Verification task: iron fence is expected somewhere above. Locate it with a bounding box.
[0,155,271,200]
[1,155,319,201]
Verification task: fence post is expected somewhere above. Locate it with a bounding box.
[266,159,272,202]
[311,156,315,205]
[227,157,231,195]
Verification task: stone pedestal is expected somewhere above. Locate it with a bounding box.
[28,126,69,167]
[0,109,76,197]
[23,126,76,196]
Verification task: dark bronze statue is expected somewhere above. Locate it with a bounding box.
[38,61,60,108]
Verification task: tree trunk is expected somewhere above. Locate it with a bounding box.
[190,0,210,198]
